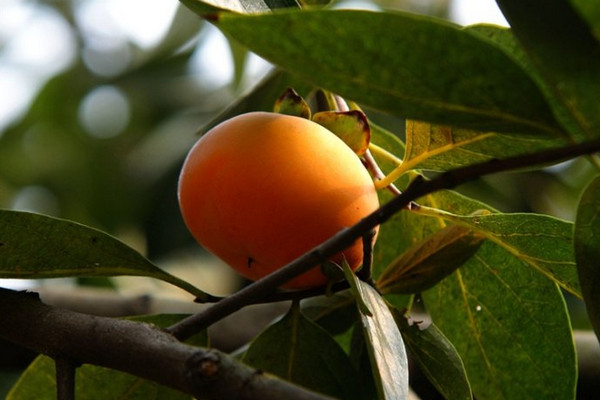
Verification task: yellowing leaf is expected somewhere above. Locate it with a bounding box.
[274,87,311,119]
[405,120,494,169]
[402,120,566,172]
[312,110,370,156]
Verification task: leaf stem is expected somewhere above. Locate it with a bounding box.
[368,142,402,166]
[363,148,402,196]
[374,132,494,189]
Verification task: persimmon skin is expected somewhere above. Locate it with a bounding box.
[178,112,379,289]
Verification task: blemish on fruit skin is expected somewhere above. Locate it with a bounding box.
[247,257,255,268]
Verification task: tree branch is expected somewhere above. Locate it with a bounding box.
[169,137,600,340]
[0,288,335,400]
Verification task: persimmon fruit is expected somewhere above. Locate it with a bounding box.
[178,112,379,289]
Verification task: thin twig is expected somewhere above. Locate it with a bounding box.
[357,229,376,284]
[167,137,600,341]
[55,357,76,400]
[200,281,351,304]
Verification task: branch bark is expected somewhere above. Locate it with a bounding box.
[0,288,335,400]
[33,286,289,352]
[169,137,600,340]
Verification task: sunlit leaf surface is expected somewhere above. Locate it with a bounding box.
[356,282,409,400]
[497,0,600,139]
[211,9,563,135]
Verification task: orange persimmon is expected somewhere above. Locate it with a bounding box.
[178,112,379,289]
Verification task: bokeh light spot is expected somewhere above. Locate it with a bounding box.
[78,85,131,139]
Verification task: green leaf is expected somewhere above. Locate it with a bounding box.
[464,24,588,141]
[422,241,576,400]
[377,225,484,295]
[181,0,299,15]
[228,34,250,89]
[213,9,562,135]
[13,357,190,400]
[403,119,566,171]
[341,260,372,317]
[397,315,472,400]
[298,0,331,6]
[301,290,358,335]
[243,303,364,400]
[416,206,581,297]
[572,0,600,41]
[344,323,378,396]
[7,315,204,400]
[356,282,409,400]
[377,188,576,399]
[0,210,209,300]
[496,0,600,138]
[574,174,600,340]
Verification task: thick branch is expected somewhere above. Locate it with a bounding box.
[0,288,334,400]
[169,138,600,340]
[33,286,289,352]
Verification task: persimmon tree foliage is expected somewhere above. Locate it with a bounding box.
[1,1,600,400]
